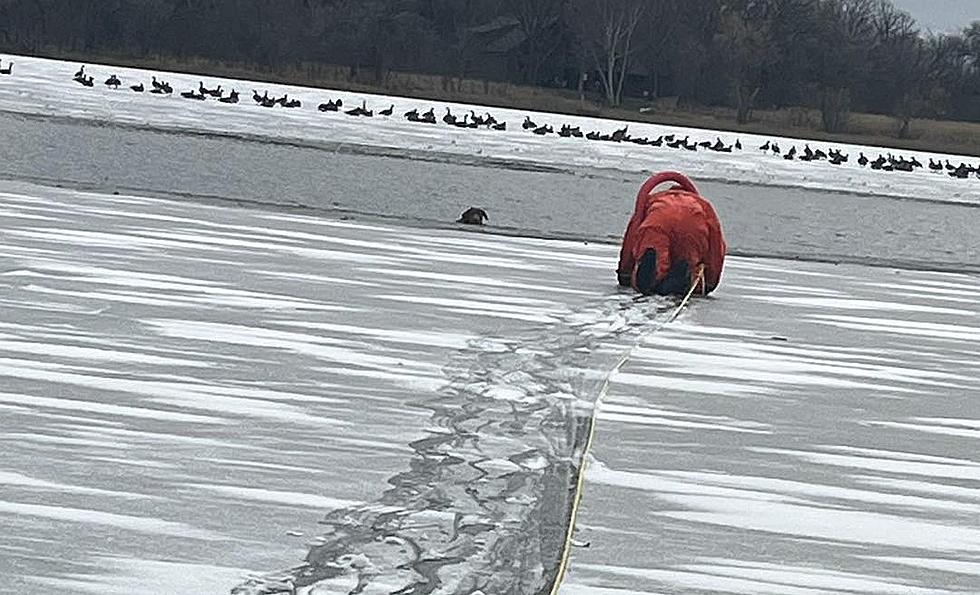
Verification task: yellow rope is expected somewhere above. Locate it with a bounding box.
[670,264,706,322]
[548,265,706,594]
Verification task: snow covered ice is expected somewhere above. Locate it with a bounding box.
[0,181,666,593]
[1,54,979,594]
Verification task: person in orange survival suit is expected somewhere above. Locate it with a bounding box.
[617,171,726,296]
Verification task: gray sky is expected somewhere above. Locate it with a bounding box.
[891,0,980,33]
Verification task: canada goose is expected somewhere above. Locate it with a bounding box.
[104,75,121,89]
[284,98,301,108]
[491,121,506,131]
[130,83,144,92]
[735,139,742,150]
[0,62,14,75]
[610,126,629,142]
[650,136,664,147]
[858,153,869,166]
[252,90,263,103]
[219,90,240,104]
[457,207,488,225]
[532,124,553,135]
[379,104,394,116]
[928,158,942,171]
[759,141,771,151]
[522,116,537,130]
[74,65,86,79]
[421,108,437,124]
[470,111,485,126]
[443,108,456,125]
[345,101,366,116]
[149,80,172,94]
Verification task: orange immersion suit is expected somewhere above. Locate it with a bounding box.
[617,172,726,296]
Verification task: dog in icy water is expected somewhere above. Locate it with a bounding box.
[457,207,488,225]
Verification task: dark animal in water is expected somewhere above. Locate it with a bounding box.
[457,207,489,225]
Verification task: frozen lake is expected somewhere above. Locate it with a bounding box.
[1,54,979,594]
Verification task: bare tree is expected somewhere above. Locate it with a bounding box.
[632,0,681,99]
[812,0,878,132]
[567,0,646,106]
[503,0,567,84]
[717,1,777,123]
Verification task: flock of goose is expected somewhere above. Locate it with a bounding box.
[5,63,966,183]
[758,140,980,179]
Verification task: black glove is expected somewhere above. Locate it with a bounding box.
[657,261,691,296]
[634,250,659,295]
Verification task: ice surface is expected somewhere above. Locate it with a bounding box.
[0,180,660,594]
[563,259,980,594]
